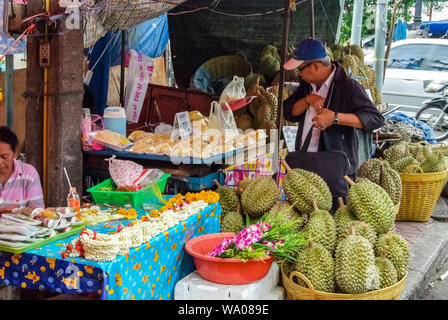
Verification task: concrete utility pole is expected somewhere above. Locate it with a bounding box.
[350,0,364,45]
[25,0,84,206]
[374,0,389,93]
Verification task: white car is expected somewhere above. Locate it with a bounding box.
[364,38,448,115]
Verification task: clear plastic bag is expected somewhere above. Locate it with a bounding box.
[218,75,246,104]
[207,101,238,135]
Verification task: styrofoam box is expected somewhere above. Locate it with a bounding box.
[174,262,285,300]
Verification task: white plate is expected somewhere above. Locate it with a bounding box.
[0,233,32,241]
[1,214,42,226]
[89,131,133,152]
[0,239,30,248]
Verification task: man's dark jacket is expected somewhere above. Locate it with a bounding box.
[283,62,385,176]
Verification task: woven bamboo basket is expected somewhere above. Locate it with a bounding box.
[281,261,407,300]
[396,165,447,222]
[202,55,252,80]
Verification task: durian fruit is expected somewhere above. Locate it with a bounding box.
[214,180,239,214]
[344,176,395,234]
[341,52,362,76]
[244,73,267,91]
[375,233,410,281]
[240,176,280,219]
[221,203,245,234]
[235,114,255,132]
[324,43,334,61]
[390,156,420,173]
[375,246,398,289]
[345,44,364,64]
[383,141,410,163]
[303,199,337,253]
[330,43,344,62]
[414,145,432,163]
[259,55,280,84]
[334,197,356,239]
[293,241,335,292]
[379,164,403,205]
[335,228,380,294]
[236,179,252,197]
[338,220,377,246]
[246,76,267,118]
[260,44,281,62]
[281,159,333,215]
[421,149,446,173]
[358,159,402,205]
[264,201,303,229]
[358,158,384,185]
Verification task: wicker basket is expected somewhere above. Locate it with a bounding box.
[281,261,407,300]
[396,165,447,222]
[202,55,252,80]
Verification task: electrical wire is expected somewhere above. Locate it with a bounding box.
[89,31,120,72]
[0,24,34,61]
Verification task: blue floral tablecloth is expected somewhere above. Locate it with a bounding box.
[0,202,221,300]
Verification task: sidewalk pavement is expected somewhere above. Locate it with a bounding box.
[397,196,448,300]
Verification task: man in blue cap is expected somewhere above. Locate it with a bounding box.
[283,38,384,210]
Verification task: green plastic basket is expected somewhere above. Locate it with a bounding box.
[87,173,171,207]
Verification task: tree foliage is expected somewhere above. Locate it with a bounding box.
[340,0,448,44]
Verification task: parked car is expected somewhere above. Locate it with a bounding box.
[364,38,448,115]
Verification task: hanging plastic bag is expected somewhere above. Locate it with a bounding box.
[124,49,154,123]
[218,75,246,105]
[207,101,238,135]
[106,156,143,191]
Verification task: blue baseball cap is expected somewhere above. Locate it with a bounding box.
[284,38,328,70]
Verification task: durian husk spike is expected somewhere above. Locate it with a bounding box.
[344,175,355,186]
[214,179,221,188]
[312,198,318,211]
[280,158,292,172]
[380,245,390,260]
[338,197,345,209]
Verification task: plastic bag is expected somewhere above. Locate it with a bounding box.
[81,114,105,151]
[219,75,246,104]
[106,156,143,191]
[124,49,154,123]
[207,101,238,135]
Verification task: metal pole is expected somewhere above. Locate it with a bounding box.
[413,0,423,25]
[310,0,315,38]
[335,0,346,44]
[374,0,389,93]
[120,30,126,108]
[350,0,364,45]
[5,54,13,128]
[273,0,291,175]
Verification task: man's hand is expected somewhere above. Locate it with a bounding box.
[312,108,335,130]
[306,94,326,113]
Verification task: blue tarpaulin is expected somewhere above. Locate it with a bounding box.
[420,19,448,34]
[393,19,407,42]
[385,112,437,144]
[86,14,169,116]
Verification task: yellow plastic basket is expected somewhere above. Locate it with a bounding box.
[396,165,447,222]
[281,261,407,300]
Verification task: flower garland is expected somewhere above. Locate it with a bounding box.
[62,196,214,261]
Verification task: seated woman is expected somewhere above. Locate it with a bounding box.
[0,126,44,212]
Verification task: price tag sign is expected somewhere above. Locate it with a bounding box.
[282,125,298,152]
[173,111,192,141]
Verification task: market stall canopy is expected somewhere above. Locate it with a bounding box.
[168,0,342,89]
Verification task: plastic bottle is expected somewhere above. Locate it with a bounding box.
[67,187,81,215]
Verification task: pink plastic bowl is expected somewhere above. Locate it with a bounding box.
[185,232,273,285]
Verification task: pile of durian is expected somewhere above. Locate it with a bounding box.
[381,141,448,174]
[216,159,410,295]
[327,42,382,106]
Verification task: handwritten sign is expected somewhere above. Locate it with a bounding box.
[173,111,192,141]
[282,126,298,152]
